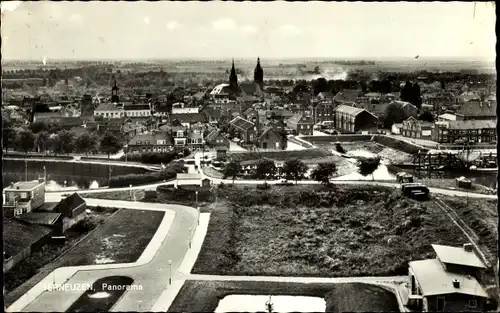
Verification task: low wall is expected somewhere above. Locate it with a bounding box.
[4,247,31,273]
[288,136,316,148]
[301,135,372,143]
[4,153,74,160]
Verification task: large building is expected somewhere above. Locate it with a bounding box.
[333,105,378,133]
[432,120,496,144]
[3,180,46,217]
[254,57,264,89]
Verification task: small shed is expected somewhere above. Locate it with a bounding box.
[456,176,472,189]
[201,178,211,188]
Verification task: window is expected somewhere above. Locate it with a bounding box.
[20,192,28,199]
[468,300,477,309]
[145,140,150,145]
[137,140,141,145]
[14,208,22,216]
[437,296,445,311]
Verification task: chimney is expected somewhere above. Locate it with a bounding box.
[452,279,460,288]
[463,243,474,252]
[10,182,14,188]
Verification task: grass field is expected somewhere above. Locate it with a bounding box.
[192,184,467,277]
[230,148,333,162]
[4,208,163,307]
[439,196,498,264]
[168,280,399,313]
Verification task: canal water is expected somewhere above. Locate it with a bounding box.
[332,149,497,188]
[2,159,149,191]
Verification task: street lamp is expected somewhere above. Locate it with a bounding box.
[43,165,47,182]
[129,185,133,199]
[64,181,67,188]
[197,206,200,225]
[168,260,172,285]
[195,191,199,204]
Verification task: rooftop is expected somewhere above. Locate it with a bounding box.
[230,116,255,131]
[5,180,45,191]
[176,173,202,180]
[409,258,488,298]
[432,244,486,268]
[447,120,496,130]
[3,219,53,258]
[18,212,62,225]
[334,104,366,116]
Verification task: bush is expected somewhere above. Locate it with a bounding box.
[72,215,100,233]
[157,186,215,203]
[143,190,158,201]
[256,183,271,190]
[109,161,184,187]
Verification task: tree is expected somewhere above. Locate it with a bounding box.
[35,131,50,154]
[253,158,277,182]
[2,127,17,152]
[99,132,122,158]
[222,160,241,184]
[311,162,337,186]
[357,156,381,181]
[16,129,36,155]
[417,111,435,123]
[312,77,329,96]
[283,159,308,184]
[54,130,75,155]
[75,132,96,156]
[383,102,407,128]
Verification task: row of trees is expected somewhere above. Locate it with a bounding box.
[3,127,122,158]
[222,157,382,185]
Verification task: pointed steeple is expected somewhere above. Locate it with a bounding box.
[229,58,239,92]
[254,57,264,88]
[111,80,119,103]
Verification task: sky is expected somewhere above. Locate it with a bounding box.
[1,1,496,61]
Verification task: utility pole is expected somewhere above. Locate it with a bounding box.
[25,160,28,181]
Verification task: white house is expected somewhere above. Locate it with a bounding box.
[172,102,200,114]
[94,103,124,118]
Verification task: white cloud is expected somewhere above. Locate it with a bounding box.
[240,25,257,34]
[166,21,180,31]
[1,1,21,13]
[143,16,150,25]
[276,24,303,36]
[212,18,236,31]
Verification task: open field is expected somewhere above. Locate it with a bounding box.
[438,196,498,264]
[192,185,467,277]
[168,280,399,313]
[4,208,163,307]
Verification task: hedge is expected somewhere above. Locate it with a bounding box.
[108,161,184,187]
[120,149,190,164]
[156,185,215,203]
[3,153,74,160]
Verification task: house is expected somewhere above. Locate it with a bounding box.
[188,129,205,150]
[205,130,230,158]
[286,114,314,135]
[407,243,489,312]
[239,82,264,97]
[123,103,151,118]
[52,193,87,218]
[333,105,378,133]
[312,102,335,124]
[172,102,200,114]
[3,219,54,272]
[316,91,335,103]
[333,89,363,105]
[265,119,286,133]
[230,116,257,143]
[243,108,260,131]
[256,127,287,150]
[391,100,419,118]
[94,103,124,118]
[203,108,224,124]
[455,99,496,121]
[168,113,207,128]
[391,123,402,135]
[431,120,496,144]
[175,173,203,187]
[17,212,63,234]
[438,113,457,122]
[128,131,174,153]
[3,180,46,218]
[400,117,434,140]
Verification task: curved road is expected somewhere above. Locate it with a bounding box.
[9,199,199,312]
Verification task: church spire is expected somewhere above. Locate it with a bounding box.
[229,58,239,92]
[111,80,119,103]
[254,57,264,88]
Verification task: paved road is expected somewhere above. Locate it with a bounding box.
[188,274,408,284]
[4,156,161,171]
[12,200,199,312]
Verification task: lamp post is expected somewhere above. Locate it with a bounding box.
[129,184,133,200]
[168,260,172,285]
[188,227,192,248]
[197,206,200,225]
[195,191,199,204]
[43,165,47,182]
[25,159,28,181]
[64,181,67,188]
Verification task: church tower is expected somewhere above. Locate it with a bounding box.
[229,59,239,93]
[111,80,119,103]
[254,57,264,88]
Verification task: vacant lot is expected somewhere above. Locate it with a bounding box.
[5,208,163,307]
[169,280,399,313]
[439,196,498,264]
[192,185,467,277]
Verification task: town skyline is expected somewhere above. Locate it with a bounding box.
[2,1,496,61]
